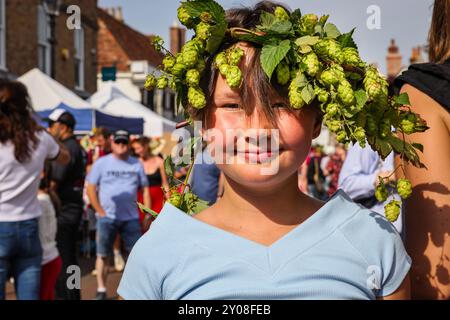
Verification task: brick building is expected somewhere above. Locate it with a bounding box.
[0,0,98,97]
[97,6,185,121]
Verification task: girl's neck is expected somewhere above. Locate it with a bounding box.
[215,173,323,227]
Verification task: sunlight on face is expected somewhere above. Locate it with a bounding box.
[205,43,320,189]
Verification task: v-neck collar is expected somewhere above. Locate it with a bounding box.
[155,190,360,274]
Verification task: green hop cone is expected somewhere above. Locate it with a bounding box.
[151,36,164,52]
[196,22,212,41]
[228,47,244,66]
[337,80,355,106]
[353,127,366,146]
[336,130,347,143]
[302,52,320,77]
[326,119,341,133]
[219,64,230,76]
[225,65,242,88]
[156,76,168,89]
[397,178,412,199]
[375,181,388,202]
[321,68,340,87]
[325,103,340,117]
[343,47,362,67]
[169,78,177,90]
[300,14,318,35]
[276,62,290,86]
[315,86,329,103]
[168,191,183,208]
[289,82,305,109]
[400,113,418,135]
[214,52,228,68]
[144,75,157,91]
[162,55,176,72]
[181,49,199,69]
[177,6,195,29]
[196,59,206,74]
[183,38,205,55]
[275,6,290,21]
[315,40,343,63]
[384,200,401,223]
[172,63,186,77]
[188,86,207,109]
[186,69,201,87]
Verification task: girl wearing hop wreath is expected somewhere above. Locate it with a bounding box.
[118,1,430,300]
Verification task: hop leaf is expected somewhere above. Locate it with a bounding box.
[188,86,207,109]
[225,65,243,88]
[144,75,157,91]
[276,61,290,85]
[397,178,412,199]
[186,69,201,86]
[385,200,401,222]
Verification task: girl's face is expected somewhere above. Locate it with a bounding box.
[205,44,321,190]
[132,142,145,158]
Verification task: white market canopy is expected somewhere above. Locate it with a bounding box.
[88,83,178,138]
[18,68,92,111]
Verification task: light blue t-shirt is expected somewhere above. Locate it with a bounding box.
[118,190,411,300]
[87,154,148,221]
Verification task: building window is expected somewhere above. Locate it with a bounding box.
[74,28,85,90]
[37,4,51,75]
[0,0,6,70]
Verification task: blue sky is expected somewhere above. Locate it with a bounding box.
[98,0,434,73]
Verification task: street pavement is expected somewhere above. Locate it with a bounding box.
[5,256,123,300]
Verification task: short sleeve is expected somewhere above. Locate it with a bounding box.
[41,131,60,160]
[117,235,160,300]
[138,163,148,188]
[377,225,412,297]
[86,159,102,186]
[339,209,411,298]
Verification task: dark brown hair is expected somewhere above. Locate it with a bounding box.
[0,79,42,163]
[188,1,313,129]
[95,127,111,139]
[131,136,152,156]
[428,0,450,63]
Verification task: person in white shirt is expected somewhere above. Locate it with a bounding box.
[0,80,70,300]
[38,168,62,300]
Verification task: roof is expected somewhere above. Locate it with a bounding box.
[97,8,164,71]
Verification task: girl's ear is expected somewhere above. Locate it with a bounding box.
[312,114,323,139]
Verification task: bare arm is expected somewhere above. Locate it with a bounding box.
[86,183,106,217]
[159,159,170,199]
[53,140,70,165]
[395,84,450,300]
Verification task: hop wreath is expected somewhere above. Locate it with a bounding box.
[141,0,429,221]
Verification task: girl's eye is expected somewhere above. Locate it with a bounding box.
[272,102,289,109]
[222,103,240,109]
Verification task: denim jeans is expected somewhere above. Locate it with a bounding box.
[0,218,42,300]
[96,217,141,258]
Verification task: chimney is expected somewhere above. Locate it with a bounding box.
[410,46,424,64]
[386,39,403,80]
[115,6,124,22]
[170,21,186,55]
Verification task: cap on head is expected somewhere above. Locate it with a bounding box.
[46,109,76,130]
[113,129,130,144]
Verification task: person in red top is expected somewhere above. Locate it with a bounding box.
[131,137,170,233]
[324,144,347,197]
